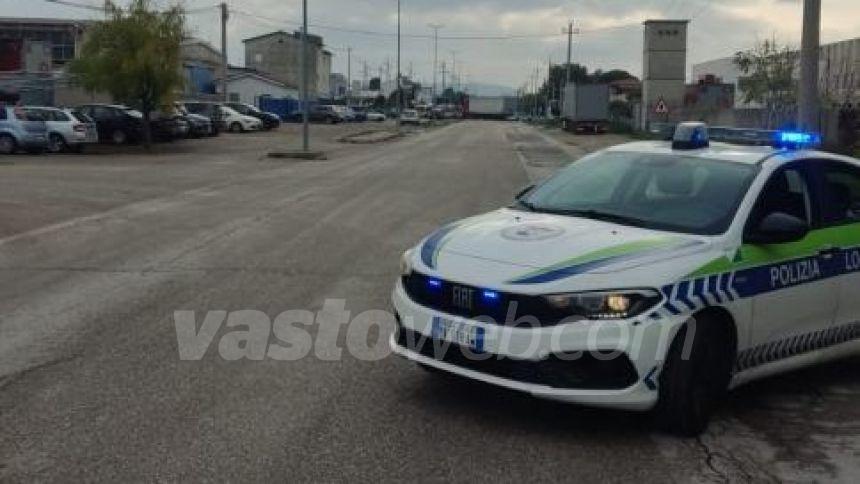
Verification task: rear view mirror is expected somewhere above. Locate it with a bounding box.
[746,212,809,245]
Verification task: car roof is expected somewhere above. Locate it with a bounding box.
[604,140,860,168]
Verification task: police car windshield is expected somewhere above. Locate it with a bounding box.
[520,151,758,235]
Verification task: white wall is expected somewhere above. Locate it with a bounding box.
[226,77,298,106]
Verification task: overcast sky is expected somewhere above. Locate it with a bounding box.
[6,0,860,92]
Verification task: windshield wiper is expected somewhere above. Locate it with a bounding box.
[538,208,650,228]
[513,198,537,212]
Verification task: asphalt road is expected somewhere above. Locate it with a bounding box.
[1,121,859,483]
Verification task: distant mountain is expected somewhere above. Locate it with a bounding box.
[462,82,517,97]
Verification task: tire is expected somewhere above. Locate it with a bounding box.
[655,315,735,437]
[0,134,16,154]
[230,122,243,133]
[48,133,67,153]
[111,129,128,145]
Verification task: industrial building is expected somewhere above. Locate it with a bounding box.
[243,30,332,99]
[692,36,860,107]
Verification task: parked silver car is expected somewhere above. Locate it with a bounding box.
[0,106,48,154]
[22,107,99,153]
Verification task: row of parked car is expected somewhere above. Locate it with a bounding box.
[0,101,282,154]
[284,105,388,124]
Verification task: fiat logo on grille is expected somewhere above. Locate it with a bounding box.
[452,286,474,310]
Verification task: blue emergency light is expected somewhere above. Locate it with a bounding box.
[775,131,821,149]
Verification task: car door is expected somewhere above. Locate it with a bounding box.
[742,161,839,350]
[816,161,860,330]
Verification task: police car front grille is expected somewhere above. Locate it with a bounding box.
[394,322,638,390]
[402,273,573,327]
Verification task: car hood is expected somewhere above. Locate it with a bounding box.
[418,208,712,284]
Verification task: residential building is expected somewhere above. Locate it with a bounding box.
[243,30,332,99]
[608,78,641,103]
[0,17,100,105]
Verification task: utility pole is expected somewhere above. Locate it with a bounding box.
[563,20,573,112]
[799,0,821,131]
[301,0,309,151]
[429,23,443,105]
[450,50,458,92]
[396,0,402,130]
[346,47,352,106]
[441,61,448,101]
[362,60,369,92]
[220,2,228,102]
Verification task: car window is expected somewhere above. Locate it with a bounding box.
[820,162,860,227]
[747,165,814,232]
[523,151,758,235]
[53,110,71,122]
[0,108,6,120]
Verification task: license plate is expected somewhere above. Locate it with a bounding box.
[431,316,484,352]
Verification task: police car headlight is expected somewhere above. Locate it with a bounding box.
[399,249,414,276]
[543,289,662,320]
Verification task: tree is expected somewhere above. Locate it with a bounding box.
[71,0,185,149]
[734,39,798,129]
[369,77,381,91]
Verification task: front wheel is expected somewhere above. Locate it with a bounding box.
[230,122,243,133]
[654,316,735,437]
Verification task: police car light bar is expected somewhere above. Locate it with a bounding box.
[776,131,821,149]
[706,126,822,150]
[672,122,709,150]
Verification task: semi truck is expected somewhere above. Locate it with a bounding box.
[561,84,610,133]
[465,96,517,119]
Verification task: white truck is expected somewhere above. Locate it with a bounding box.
[466,96,516,119]
[561,84,610,133]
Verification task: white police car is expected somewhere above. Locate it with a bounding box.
[391,122,860,435]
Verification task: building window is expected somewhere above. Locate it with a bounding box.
[229,92,240,102]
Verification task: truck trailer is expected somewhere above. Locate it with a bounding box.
[561,84,610,133]
[466,96,516,119]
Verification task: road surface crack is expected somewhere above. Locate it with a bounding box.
[0,353,81,393]
[696,435,731,483]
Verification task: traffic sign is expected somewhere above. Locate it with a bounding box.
[655,98,669,114]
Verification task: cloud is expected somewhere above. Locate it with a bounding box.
[4,0,860,91]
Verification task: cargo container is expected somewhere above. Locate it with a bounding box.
[561,84,610,133]
[466,96,516,119]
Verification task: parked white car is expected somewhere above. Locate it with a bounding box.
[400,109,423,126]
[22,107,98,153]
[220,106,262,133]
[367,111,387,122]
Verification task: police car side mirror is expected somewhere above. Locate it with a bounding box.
[515,184,536,200]
[746,212,809,245]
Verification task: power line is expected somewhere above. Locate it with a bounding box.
[41,0,219,14]
[230,9,640,41]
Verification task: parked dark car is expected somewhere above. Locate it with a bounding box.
[351,106,368,122]
[180,101,224,135]
[225,102,280,130]
[286,105,342,124]
[150,111,189,141]
[74,104,144,145]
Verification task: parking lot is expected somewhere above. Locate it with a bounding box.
[1,120,859,482]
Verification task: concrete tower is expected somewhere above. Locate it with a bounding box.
[642,20,689,130]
